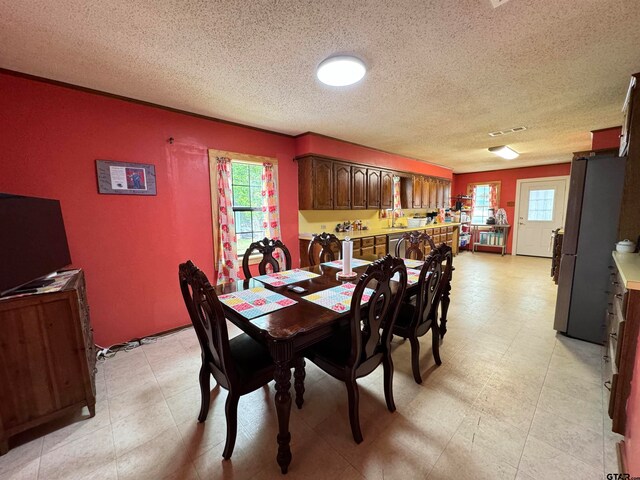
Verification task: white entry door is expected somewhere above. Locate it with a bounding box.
[515,178,568,257]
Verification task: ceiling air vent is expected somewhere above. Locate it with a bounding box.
[488,126,527,137]
[489,0,512,7]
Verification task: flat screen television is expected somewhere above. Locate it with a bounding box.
[0,193,72,295]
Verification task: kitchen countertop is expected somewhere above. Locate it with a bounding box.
[612,251,640,291]
[299,223,461,241]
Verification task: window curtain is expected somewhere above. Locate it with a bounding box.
[488,183,499,210]
[467,184,477,215]
[261,162,284,270]
[392,176,402,216]
[468,182,501,210]
[215,157,239,284]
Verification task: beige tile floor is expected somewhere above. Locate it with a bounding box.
[0,253,622,480]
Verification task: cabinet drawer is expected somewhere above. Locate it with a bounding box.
[431,227,441,234]
[374,245,387,256]
[445,226,454,233]
[352,239,361,250]
[361,245,374,257]
[374,235,386,245]
[446,233,453,241]
[361,237,374,247]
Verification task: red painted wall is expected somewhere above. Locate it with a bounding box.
[295,133,453,179]
[452,163,572,254]
[591,126,622,150]
[0,72,297,346]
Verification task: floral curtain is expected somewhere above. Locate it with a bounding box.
[261,162,284,271]
[216,157,239,284]
[489,183,499,210]
[392,176,402,216]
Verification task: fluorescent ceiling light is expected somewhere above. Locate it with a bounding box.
[317,56,366,87]
[488,145,519,160]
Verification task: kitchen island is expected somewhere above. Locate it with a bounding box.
[299,222,460,267]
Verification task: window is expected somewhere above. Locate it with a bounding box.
[231,162,265,255]
[527,189,555,221]
[471,184,491,224]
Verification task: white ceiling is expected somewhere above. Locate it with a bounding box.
[1,0,639,172]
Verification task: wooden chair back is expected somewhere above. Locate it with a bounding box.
[350,255,407,366]
[413,251,445,333]
[308,232,342,266]
[395,231,436,259]
[178,260,234,388]
[241,237,292,279]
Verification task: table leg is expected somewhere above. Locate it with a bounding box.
[294,357,306,409]
[274,362,292,473]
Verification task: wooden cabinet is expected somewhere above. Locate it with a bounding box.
[351,166,367,209]
[421,177,431,208]
[436,180,445,208]
[313,158,333,209]
[606,254,640,435]
[412,176,423,208]
[401,176,412,209]
[429,177,437,209]
[380,170,394,209]
[333,162,351,210]
[0,270,96,454]
[443,180,451,209]
[366,169,381,209]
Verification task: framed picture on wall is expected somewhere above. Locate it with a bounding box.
[96,160,157,195]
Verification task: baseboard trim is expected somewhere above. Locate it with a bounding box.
[616,440,627,474]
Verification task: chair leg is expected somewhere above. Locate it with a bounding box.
[197,364,211,422]
[409,336,422,384]
[294,357,306,409]
[222,392,240,460]
[432,323,442,366]
[345,378,363,444]
[383,353,396,412]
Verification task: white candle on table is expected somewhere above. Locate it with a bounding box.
[342,237,353,275]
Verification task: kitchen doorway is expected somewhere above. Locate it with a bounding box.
[513,176,569,257]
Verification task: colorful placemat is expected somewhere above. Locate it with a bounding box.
[401,258,425,269]
[218,287,297,319]
[302,283,375,313]
[253,269,320,287]
[320,258,372,269]
[392,268,422,286]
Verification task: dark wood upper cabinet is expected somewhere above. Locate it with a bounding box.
[429,177,437,209]
[351,166,367,209]
[367,169,381,209]
[436,179,445,208]
[380,170,394,209]
[312,158,333,209]
[421,177,431,208]
[333,162,351,209]
[443,180,451,209]
[400,176,412,209]
[412,176,422,208]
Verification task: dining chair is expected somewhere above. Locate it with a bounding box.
[434,243,454,341]
[303,255,408,443]
[308,232,342,266]
[395,231,436,259]
[178,260,275,459]
[393,248,449,383]
[241,237,292,279]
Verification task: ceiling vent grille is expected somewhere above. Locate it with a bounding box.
[489,0,512,7]
[488,126,527,137]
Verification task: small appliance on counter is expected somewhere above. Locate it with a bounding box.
[616,239,636,253]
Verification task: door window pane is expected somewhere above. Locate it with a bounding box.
[527,189,555,221]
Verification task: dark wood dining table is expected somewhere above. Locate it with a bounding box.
[213,256,428,474]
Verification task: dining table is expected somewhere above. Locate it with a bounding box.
[213,255,430,474]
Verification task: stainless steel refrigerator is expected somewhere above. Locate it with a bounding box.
[553,154,626,344]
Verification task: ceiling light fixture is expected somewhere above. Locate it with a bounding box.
[488,145,519,160]
[317,56,366,87]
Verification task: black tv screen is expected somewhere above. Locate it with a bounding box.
[0,193,72,295]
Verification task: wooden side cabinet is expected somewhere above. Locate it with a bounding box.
[0,270,96,454]
[366,169,381,209]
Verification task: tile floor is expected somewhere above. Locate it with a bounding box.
[0,253,622,479]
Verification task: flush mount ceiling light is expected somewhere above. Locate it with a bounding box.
[317,56,366,87]
[488,145,519,160]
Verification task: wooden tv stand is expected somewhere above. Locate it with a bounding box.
[0,270,96,454]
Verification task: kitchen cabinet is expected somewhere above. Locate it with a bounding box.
[436,179,445,208]
[367,169,381,209]
[351,166,367,209]
[380,170,394,209]
[443,181,451,209]
[333,162,351,210]
[298,156,333,210]
[429,177,437,209]
[412,176,422,208]
[421,177,431,208]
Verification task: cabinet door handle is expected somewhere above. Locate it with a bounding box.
[610,332,617,339]
[604,380,612,391]
[615,293,623,299]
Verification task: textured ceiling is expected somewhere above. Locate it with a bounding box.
[1,0,639,172]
